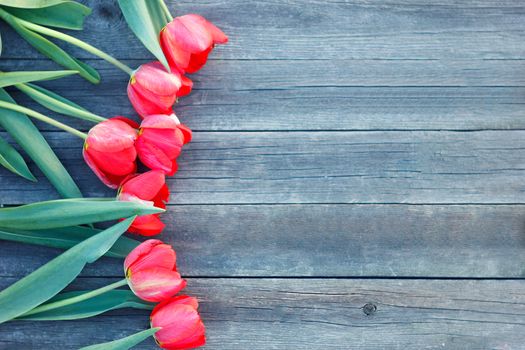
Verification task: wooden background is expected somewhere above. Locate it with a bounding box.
[1,0,525,348]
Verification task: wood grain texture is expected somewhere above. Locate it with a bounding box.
[0,0,524,348]
[0,278,524,350]
[1,130,524,204]
[1,0,525,61]
[2,59,525,132]
[1,205,525,278]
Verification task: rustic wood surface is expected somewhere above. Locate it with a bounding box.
[0,0,524,349]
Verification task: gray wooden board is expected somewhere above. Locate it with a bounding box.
[0,278,524,350]
[2,0,525,61]
[0,131,524,204]
[2,59,525,132]
[0,0,525,348]
[1,204,525,278]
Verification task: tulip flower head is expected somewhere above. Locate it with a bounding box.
[160,14,228,74]
[118,170,170,236]
[136,113,192,176]
[83,117,138,189]
[128,61,192,118]
[151,295,206,349]
[124,239,186,302]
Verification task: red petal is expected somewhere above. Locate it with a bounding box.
[177,124,193,144]
[134,62,181,97]
[168,15,213,53]
[128,84,160,118]
[83,147,130,189]
[186,47,212,74]
[86,119,137,152]
[120,170,166,200]
[176,74,193,97]
[140,114,180,129]
[124,239,165,271]
[136,136,174,174]
[152,183,170,208]
[128,214,166,236]
[140,128,183,160]
[85,146,137,176]
[169,160,179,176]
[204,18,228,44]
[128,268,186,302]
[151,304,202,344]
[162,330,205,349]
[161,29,192,73]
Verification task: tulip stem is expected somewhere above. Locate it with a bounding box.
[15,19,134,76]
[0,101,88,140]
[159,0,174,21]
[20,279,128,317]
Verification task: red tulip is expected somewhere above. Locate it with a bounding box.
[150,295,205,349]
[124,239,186,302]
[160,14,228,74]
[128,61,192,118]
[83,117,138,188]
[136,113,192,176]
[118,170,170,236]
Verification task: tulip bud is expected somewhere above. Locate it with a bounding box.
[83,117,138,188]
[135,113,192,176]
[118,171,169,236]
[150,295,206,349]
[124,240,186,302]
[127,61,192,118]
[160,14,228,74]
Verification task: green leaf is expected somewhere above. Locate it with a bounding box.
[0,198,164,230]
[0,8,100,83]
[16,82,104,123]
[2,2,91,30]
[0,134,36,181]
[19,82,87,110]
[0,225,140,258]
[145,1,169,34]
[79,328,159,350]
[0,218,134,324]
[0,88,82,198]
[118,0,170,71]
[0,70,77,88]
[0,0,76,8]
[17,290,153,321]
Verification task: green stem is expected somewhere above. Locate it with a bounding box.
[15,83,106,124]
[21,279,128,317]
[0,100,87,139]
[16,19,134,76]
[159,0,174,21]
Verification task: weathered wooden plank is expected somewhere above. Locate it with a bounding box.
[0,278,524,349]
[0,60,525,131]
[0,131,523,204]
[1,205,524,278]
[1,0,525,61]
[4,58,525,90]
[1,59,525,132]
[13,85,525,132]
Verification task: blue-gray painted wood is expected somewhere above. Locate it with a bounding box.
[1,205,525,278]
[0,278,524,350]
[0,0,524,348]
[1,131,524,204]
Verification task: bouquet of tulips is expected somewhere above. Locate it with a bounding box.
[0,0,227,348]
